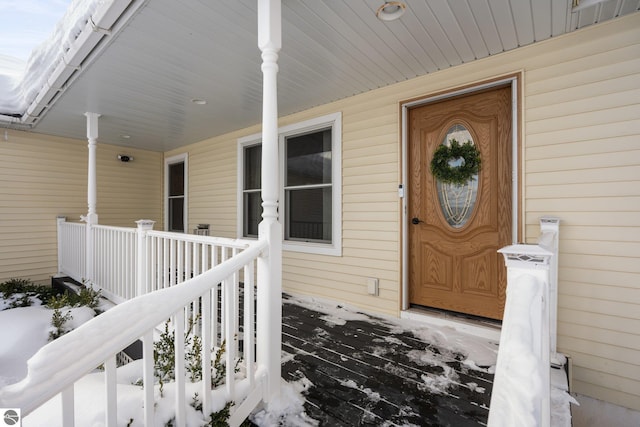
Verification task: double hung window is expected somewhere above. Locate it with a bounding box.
[239,113,341,256]
[166,154,187,232]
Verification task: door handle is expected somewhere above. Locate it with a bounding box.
[411,217,423,225]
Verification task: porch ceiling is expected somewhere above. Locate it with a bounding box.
[9,0,640,151]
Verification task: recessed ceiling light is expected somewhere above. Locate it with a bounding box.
[191,98,207,105]
[376,2,406,22]
[120,134,131,139]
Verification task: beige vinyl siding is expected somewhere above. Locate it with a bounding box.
[519,16,640,411]
[0,130,162,285]
[96,144,163,227]
[166,14,640,410]
[0,132,86,284]
[165,128,243,237]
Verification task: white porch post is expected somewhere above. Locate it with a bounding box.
[538,216,561,364]
[257,0,282,401]
[56,216,66,276]
[84,112,100,285]
[493,244,553,427]
[136,220,155,297]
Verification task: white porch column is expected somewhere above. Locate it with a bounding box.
[85,112,100,225]
[256,0,282,401]
[84,112,100,285]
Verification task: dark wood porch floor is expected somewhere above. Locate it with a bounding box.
[279,294,497,426]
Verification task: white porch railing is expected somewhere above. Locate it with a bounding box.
[488,217,560,427]
[1,236,268,427]
[57,218,253,304]
[57,217,86,283]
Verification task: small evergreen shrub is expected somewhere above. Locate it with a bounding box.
[49,306,74,340]
[0,278,58,309]
[153,318,236,424]
[44,288,101,341]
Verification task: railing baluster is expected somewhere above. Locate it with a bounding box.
[212,287,219,349]
[232,248,240,357]
[220,248,228,340]
[166,239,171,288]
[193,297,200,336]
[201,243,207,274]
[224,276,236,400]
[244,259,255,388]
[150,236,157,293]
[211,245,218,347]
[202,287,212,417]
[61,385,75,427]
[127,231,133,298]
[174,311,186,427]
[53,221,268,425]
[105,355,117,427]
[185,240,191,282]
[176,239,181,285]
[142,331,155,427]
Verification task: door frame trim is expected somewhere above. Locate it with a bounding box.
[399,74,522,312]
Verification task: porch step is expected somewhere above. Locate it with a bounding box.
[50,276,142,362]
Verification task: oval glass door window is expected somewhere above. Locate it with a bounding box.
[436,124,479,228]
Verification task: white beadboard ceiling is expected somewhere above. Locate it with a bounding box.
[6,0,640,151]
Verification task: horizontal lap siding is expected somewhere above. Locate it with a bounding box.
[96,144,162,227]
[165,128,244,238]
[282,91,401,315]
[522,17,640,410]
[167,14,640,409]
[167,104,403,315]
[0,133,85,284]
[0,131,162,285]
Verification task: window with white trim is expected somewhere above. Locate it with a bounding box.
[238,112,342,256]
[242,144,262,238]
[165,154,188,232]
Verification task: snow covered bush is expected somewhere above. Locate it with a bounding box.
[153,317,236,425]
[0,278,57,310]
[45,288,102,341]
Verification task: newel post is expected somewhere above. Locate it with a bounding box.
[56,216,67,276]
[257,0,282,401]
[498,244,553,427]
[136,220,155,297]
[538,217,560,363]
[84,112,100,284]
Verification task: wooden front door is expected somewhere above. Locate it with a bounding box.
[408,85,512,320]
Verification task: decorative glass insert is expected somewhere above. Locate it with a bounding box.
[436,124,479,228]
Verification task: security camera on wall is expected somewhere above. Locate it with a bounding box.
[118,154,133,162]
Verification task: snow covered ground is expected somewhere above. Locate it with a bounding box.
[0,292,575,426]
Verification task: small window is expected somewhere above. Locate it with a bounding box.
[243,144,262,238]
[166,154,187,232]
[238,112,342,256]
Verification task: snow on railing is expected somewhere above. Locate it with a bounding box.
[0,238,268,427]
[488,217,560,427]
